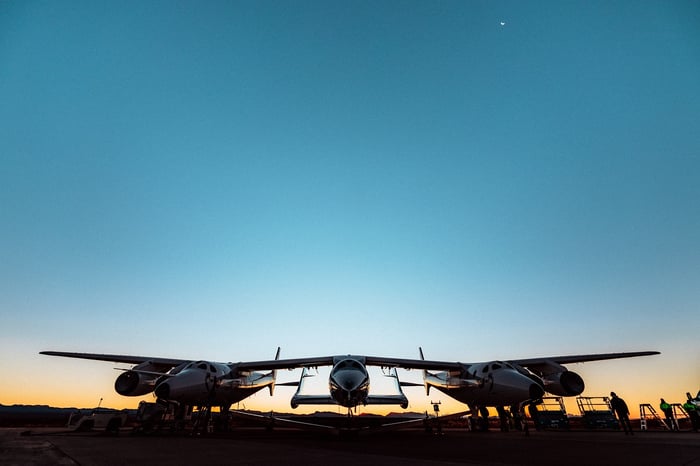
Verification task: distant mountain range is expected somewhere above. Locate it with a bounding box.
[0,404,133,427]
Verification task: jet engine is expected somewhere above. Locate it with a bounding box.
[541,370,585,396]
[114,362,161,396]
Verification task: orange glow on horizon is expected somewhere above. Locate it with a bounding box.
[7,385,695,421]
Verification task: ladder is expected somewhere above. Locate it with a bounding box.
[670,403,688,430]
[639,404,669,431]
[672,403,690,420]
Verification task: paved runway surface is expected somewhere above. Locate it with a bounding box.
[2,428,699,465]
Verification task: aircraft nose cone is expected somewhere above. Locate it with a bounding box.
[530,383,545,399]
[154,382,170,400]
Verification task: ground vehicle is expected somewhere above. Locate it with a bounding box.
[67,408,129,434]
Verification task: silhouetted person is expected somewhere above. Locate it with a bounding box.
[660,398,678,431]
[478,406,490,431]
[609,392,633,435]
[683,392,699,432]
[510,404,523,430]
[496,405,510,432]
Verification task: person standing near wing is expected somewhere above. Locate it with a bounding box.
[660,398,678,431]
[610,392,633,435]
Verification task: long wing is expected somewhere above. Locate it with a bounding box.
[365,356,463,371]
[233,351,660,372]
[510,350,660,366]
[40,351,188,367]
[235,355,462,371]
[509,351,660,373]
[235,356,335,371]
[40,351,355,373]
[42,350,660,374]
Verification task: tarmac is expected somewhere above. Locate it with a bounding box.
[1,427,699,466]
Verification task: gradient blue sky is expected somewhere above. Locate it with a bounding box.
[1,1,698,414]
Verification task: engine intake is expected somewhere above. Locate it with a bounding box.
[114,362,160,396]
[541,371,584,396]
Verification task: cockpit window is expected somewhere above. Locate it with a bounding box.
[335,359,366,373]
[492,363,502,370]
[197,363,207,370]
[209,365,216,373]
[482,366,489,373]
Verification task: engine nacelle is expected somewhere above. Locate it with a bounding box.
[541,371,585,396]
[115,362,160,396]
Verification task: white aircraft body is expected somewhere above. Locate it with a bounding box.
[41,349,659,417]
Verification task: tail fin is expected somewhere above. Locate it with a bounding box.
[268,347,281,396]
[419,347,430,396]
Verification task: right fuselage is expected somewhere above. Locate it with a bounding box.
[426,361,545,406]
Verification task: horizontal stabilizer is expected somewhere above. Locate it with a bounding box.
[291,395,337,405]
[366,394,409,406]
[276,381,300,387]
[399,381,424,387]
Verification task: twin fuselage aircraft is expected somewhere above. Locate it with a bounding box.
[41,348,659,421]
